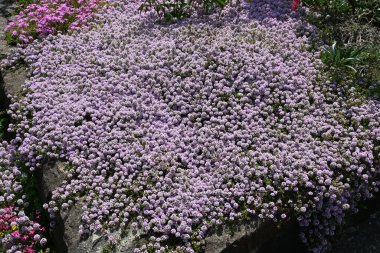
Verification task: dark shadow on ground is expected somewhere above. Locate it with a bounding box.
[220,219,307,253]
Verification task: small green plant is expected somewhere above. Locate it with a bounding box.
[320,41,362,73]
[102,242,116,253]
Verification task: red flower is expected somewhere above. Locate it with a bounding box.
[292,0,300,11]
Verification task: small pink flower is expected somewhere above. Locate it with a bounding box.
[11,230,20,238]
[24,246,35,253]
[22,235,29,242]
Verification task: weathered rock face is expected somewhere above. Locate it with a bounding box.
[38,161,68,203]
[0,0,25,107]
[0,15,10,58]
[1,66,26,97]
[0,0,17,58]
[205,222,263,253]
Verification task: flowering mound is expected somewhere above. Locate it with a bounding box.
[4,0,106,44]
[0,142,47,253]
[3,0,380,252]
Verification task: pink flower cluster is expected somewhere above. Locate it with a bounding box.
[0,205,46,253]
[4,0,106,44]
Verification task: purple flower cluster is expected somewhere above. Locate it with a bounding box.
[0,142,20,205]
[2,0,380,252]
[0,142,47,253]
[4,0,106,44]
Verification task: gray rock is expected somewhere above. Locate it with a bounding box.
[0,2,27,105]
[38,160,68,202]
[0,0,17,18]
[0,0,17,59]
[205,221,263,253]
[0,16,11,58]
[1,66,27,98]
[37,161,69,253]
[58,199,82,253]
[206,218,305,253]
[75,226,144,253]
[0,0,23,110]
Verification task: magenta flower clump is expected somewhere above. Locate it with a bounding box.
[4,0,106,44]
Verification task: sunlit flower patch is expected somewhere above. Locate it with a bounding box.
[1,0,380,252]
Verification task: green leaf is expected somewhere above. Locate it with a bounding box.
[213,0,227,7]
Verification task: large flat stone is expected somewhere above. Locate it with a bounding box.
[205,221,263,253]
[1,66,27,98]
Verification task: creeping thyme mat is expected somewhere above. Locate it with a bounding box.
[2,0,380,252]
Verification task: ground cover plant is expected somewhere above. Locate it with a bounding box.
[1,0,380,252]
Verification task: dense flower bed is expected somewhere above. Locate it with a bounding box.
[0,142,47,253]
[2,0,380,252]
[4,0,106,44]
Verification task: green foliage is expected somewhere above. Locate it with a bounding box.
[102,243,116,253]
[20,167,41,212]
[305,0,380,98]
[304,0,380,24]
[14,0,36,14]
[4,31,18,46]
[319,41,380,97]
[139,0,229,22]
[320,41,362,72]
